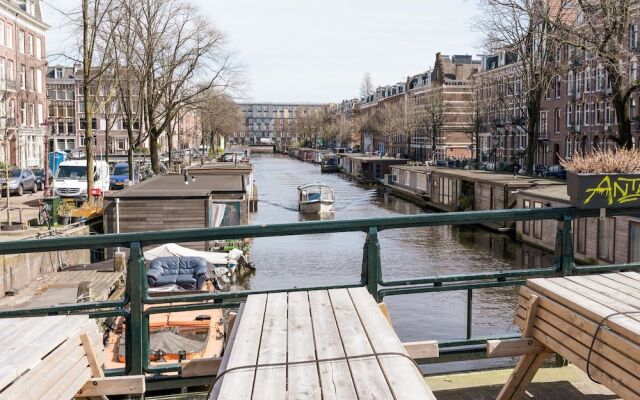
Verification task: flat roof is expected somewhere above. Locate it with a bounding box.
[394,166,565,187]
[518,185,570,202]
[105,174,245,198]
[348,155,406,162]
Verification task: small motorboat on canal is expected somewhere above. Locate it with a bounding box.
[298,183,335,213]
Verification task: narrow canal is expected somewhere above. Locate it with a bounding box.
[246,153,553,372]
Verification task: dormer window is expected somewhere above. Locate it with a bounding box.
[55,68,63,79]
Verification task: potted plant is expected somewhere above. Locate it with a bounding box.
[57,202,74,225]
[561,148,640,209]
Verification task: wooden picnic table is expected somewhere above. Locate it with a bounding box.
[498,272,640,400]
[210,287,435,400]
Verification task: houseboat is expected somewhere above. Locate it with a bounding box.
[342,154,407,183]
[320,153,340,173]
[298,183,335,213]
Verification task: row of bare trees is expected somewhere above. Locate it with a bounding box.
[74,0,240,189]
[477,0,640,173]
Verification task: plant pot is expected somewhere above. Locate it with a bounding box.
[566,170,640,209]
[71,216,83,223]
[0,222,23,231]
[57,215,70,225]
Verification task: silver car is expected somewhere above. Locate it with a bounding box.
[0,168,37,196]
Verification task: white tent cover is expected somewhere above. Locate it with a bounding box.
[144,243,230,265]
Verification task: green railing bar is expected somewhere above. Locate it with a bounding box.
[144,301,241,315]
[379,280,526,297]
[379,267,557,287]
[0,207,635,256]
[0,299,126,318]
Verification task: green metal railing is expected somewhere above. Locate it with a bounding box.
[1,206,640,390]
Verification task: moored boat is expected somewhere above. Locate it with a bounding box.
[320,153,340,173]
[298,183,335,213]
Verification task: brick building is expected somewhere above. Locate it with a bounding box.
[0,0,47,169]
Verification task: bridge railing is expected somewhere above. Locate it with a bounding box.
[0,206,638,390]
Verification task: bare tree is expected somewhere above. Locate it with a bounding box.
[137,0,237,173]
[556,0,636,148]
[199,93,244,152]
[332,114,353,148]
[478,0,572,173]
[469,74,493,167]
[376,101,403,155]
[360,72,375,98]
[424,88,445,161]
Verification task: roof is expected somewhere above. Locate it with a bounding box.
[348,155,406,162]
[105,174,245,199]
[425,167,566,188]
[517,185,570,203]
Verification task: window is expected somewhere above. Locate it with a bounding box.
[28,103,34,126]
[0,58,5,82]
[596,65,603,91]
[540,111,548,135]
[19,64,25,89]
[576,71,582,96]
[6,24,12,50]
[605,103,612,125]
[19,101,25,126]
[54,68,63,79]
[28,68,34,91]
[27,34,33,56]
[567,71,574,95]
[7,60,13,81]
[575,104,581,126]
[0,20,5,46]
[584,103,590,126]
[585,67,591,92]
[630,221,640,262]
[565,136,573,158]
[598,217,616,262]
[67,122,74,134]
[632,58,639,82]
[631,23,639,49]
[533,201,543,239]
[555,76,561,98]
[566,104,573,127]
[35,37,41,59]
[35,69,41,93]
[554,108,560,133]
[523,200,531,235]
[18,30,24,54]
[595,102,602,125]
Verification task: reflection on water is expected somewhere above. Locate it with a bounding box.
[247,154,553,371]
[298,212,335,222]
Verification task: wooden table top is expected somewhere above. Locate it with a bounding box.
[211,287,435,400]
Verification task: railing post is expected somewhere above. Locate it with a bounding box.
[553,215,575,275]
[361,226,381,302]
[125,241,147,379]
[466,288,473,339]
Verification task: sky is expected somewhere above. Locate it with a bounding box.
[41,0,483,103]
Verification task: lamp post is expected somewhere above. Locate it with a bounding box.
[1,115,10,225]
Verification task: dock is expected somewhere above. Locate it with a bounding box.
[0,261,124,309]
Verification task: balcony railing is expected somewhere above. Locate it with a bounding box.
[0,207,639,391]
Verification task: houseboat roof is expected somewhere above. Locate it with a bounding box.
[348,155,406,162]
[188,163,253,175]
[105,174,245,199]
[394,165,565,188]
[517,184,570,202]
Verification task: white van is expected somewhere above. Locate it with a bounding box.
[53,159,110,198]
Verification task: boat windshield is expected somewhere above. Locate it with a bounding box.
[300,186,334,202]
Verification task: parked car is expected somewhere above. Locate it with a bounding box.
[110,162,141,190]
[33,168,53,191]
[533,164,547,177]
[543,164,567,179]
[0,168,37,196]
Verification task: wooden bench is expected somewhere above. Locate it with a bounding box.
[494,273,640,400]
[209,287,436,399]
[0,315,144,400]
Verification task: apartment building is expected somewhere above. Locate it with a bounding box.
[0,0,47,169]
[234,103,326,146]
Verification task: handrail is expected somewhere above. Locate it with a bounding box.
[0,206,625,254]
[1,205,640,388]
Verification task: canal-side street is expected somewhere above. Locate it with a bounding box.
[247,153,553,371]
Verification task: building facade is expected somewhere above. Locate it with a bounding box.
[0,0,47,169]
[234,103,327,146]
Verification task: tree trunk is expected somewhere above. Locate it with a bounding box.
[105,115,110,165]
[167,119,174,170]
[149,130,160,173]
[525,98,540,176]
[613,93,633,149]
[475,125,480,169]
[82,0,94,193]
[126,125,135,181]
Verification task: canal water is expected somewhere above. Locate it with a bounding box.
[246,153,553,372]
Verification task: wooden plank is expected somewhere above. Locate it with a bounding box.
[76,376,145,397]
[526,278,640,345]
[378,302,391,325]
[287,291,321,399]
[209,304,244,400]
[180,358,222,378]
[522,295,539,337]
[516,289,640,377]
[496,351,548,400]
[216,294,267,400]
[80,333,104,378]
[308,290,358,400]
[348,287,436,400]
[329,288,393,399]
[486,338,544,358]
[252,292,287,400]
[564,276,640,311]
[403,340,439,359]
